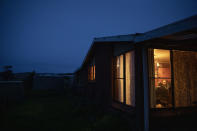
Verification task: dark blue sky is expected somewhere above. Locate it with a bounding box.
[1,0,197,73]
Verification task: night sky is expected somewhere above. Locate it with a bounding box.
[1,0,197,73]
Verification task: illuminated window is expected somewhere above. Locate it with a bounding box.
[88,58,95,81]
[173,50,197,107]
[114,54,124,103]
[149,49,197,108]
[149,49,172,108]
[114,51,135,106]
[125,51,135,106]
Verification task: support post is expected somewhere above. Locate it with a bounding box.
[135,46,149,131]
[142,47,149,131]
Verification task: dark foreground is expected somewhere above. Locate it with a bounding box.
[0,90,133,131]
[1,89,197,131]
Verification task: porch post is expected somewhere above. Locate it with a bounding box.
[142,47,149,131]
[135,46,144,131]
[135,46,149,131]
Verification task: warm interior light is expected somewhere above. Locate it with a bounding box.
[153,49,171,108]
[154,49,170,62]
[93,65,95,80]
[117,58,120,67]
[156,104,162,108]
[156,62,160,67]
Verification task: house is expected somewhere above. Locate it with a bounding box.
[74,15,197,131]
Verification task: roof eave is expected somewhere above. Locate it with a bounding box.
[94,34,136,42]
[135,15,197,43]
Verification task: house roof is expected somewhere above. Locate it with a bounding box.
[135,14,197,42]
[94,14,197,43]
[75,14,197,73]
[94,33,142,42]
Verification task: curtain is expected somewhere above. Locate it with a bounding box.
[173,50,197,107]
[114,55,124,103]
[125,51,135,106]
[148,49,156,108]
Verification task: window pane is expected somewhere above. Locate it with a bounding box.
[93,65,95,80]
[89,66,94,80]
[173,50,197,107]
[114,55,124,103]
[116,55,124,78]
[150,49,172,108]
[154,78,172,108]
[88,58,95,81]
[114,79,124,103]
[125,51,135,106]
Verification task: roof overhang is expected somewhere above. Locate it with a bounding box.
[135,15,197,42]
[94,15,197,43]
[94,34,141,42]
[75,14,197,73]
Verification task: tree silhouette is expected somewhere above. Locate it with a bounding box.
[2,65,14,80]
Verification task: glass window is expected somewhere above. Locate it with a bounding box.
[114,55,124,103]
[115,79,124,103]
[125,51,135,106]
[88,57,95,81]
[149,49,172,108]
[149,49,197,108]
[173,50,197,107]
[114,51,135,106]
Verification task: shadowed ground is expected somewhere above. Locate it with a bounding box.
[0,90,133,131]
[1,89,197,131]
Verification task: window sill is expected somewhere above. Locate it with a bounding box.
[150,106,197,117]
[88,80,96,83]
[112,101,135,113]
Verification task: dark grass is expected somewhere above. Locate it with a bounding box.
[1,89,197,131]
[0,89,132,131]
[150,113,197,131]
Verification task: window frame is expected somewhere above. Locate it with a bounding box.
[88,57,96,82]
[113,50,135,107]
[149,48,197,109]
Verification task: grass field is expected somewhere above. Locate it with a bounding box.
[0,90,133,131]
